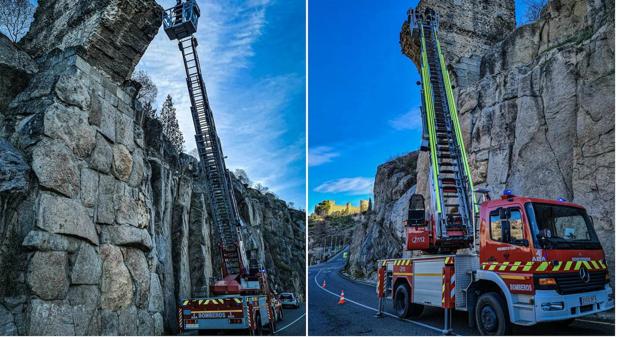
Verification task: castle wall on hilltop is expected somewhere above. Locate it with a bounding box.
[314,199,369,217]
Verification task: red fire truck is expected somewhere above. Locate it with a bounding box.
[178,272,283,334]
[374,7,614,335]
[163,1,283,334]
[376,192,613,335]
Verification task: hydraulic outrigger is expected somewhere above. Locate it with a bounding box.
[163,1,280,334]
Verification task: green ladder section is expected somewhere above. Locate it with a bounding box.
[419,24,442,214]
[434,32,478,214]
[413,8,476,244]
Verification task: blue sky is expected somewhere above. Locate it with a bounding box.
[138,0,306,209]
[308,0,530,213]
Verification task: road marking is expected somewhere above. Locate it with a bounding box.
[274,312,306,334]
[576,319,615,326]
[314,269,458,335]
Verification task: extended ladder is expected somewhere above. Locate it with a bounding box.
[163,1,245,276]
[410,8,477,247]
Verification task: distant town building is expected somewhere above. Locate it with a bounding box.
[314,200,369,216]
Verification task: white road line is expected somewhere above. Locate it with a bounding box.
[338,271,376,287]
[576,319,615,326]
[314,269,458,335]
[274,312,306,334]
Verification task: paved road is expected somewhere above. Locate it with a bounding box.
[308,250,614,336]
[275,303,306,336]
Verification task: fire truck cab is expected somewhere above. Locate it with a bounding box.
[378,191,614,335]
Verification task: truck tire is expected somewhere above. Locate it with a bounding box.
[393,284,423,318]
[475,292,511,335]
[252,314,263,336]
[393,284,410,317]
[270,318,276,334]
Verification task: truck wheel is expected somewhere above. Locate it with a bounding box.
[393,284,424,318]
[475,292,510,335]
[252,314,263,336]
[270,318,277,334]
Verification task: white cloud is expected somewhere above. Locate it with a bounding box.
[137,0,305,206]
[389,108,422,131]
[308,146,339,166]
[314,177,374,195]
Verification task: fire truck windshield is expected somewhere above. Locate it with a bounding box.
[525,202,601,250]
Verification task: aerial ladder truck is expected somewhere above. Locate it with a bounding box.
[375,7,613,335]
[162,1,282,334]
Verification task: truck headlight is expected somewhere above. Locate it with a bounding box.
[541,301,564,311]
[538,278,557,286]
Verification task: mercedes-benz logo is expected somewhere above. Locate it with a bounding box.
[579,267,591,283]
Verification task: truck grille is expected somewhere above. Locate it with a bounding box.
[555,271,605,295]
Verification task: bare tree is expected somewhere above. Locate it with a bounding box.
[524,0,548,23]
[132,69,158,119]
[188,147,200,161]
[234,169,251,186]
[254,183,269,193]
[159,95,185,153]
[0,0,35,42]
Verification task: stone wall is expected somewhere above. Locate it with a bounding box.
[0,0,305,335]
[0,43,170,335]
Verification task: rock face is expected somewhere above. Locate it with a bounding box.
[401,0,515,88]
[0,0,305,335]
[0,34,37,116]
[0,138,30,193]
[346,152,418,279]
[234,182,306,301]
[19,0,163,83]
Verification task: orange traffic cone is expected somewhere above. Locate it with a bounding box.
[338,290,345,304]
[322,280,326,288]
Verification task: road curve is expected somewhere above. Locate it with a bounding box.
[275,302,306,336]
[308,250,614,336]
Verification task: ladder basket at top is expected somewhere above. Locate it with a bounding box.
[163,0,201,40]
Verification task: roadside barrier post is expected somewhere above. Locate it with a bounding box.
[375,264,385,317]
[441,258,455,334]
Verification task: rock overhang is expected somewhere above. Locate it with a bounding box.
[19,0,163,84]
